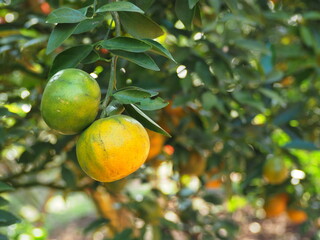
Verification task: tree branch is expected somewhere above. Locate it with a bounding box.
[100,1,121,118]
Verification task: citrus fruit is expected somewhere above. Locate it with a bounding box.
[146,129,166,161]
[205,167,222,189]
[263,157,288,185]
[180,151,206,176]
[41,68,101,135]
[264,193,288,218]
[205,179,222,189]
[76,115,150,182]
[287,209,307,224]
[164,100,185,127]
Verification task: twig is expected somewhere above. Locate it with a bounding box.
[100,1,121,118]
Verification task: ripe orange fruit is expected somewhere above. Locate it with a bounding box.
[287,209,307,224]
[76,115,150,182]
[41,68,101,135]
[263,157,288,185]
[180,152,206,176]
[264,193,288,218]
[164,101,185,127]
[205,179,222,189]
[146,129,166,161]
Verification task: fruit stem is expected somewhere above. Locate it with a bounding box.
[100,1,121,118]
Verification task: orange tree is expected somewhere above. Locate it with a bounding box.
[0,0,320,239]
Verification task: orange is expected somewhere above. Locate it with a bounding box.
[180,152,206,176]
[146,129,166,161]
[164,101,186,127]
[205,179,222,189]
[287,209,307,224]
[76,115,150,182]
[263,157,288,185]
[205,167,222,189]
[41,68,101,135]
[264,193,288,218]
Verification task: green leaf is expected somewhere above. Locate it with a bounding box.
[283,140,319,151]
[234,39,270,54]
[273,104,303,126]
[125,104,171,137]
[188,0,200,9]
[0,182,14,193]
[113,89,151,104]
[259,88,285,106]
[175,0,196,30]
[265,71,284,83]
[84,218,110,234]
[46,7,87,24]
[78,6,90,15]
[49,45,93,77]
[114,229,133,240]
[303,11,320,20]
[81,50,100,64]
[203,92,226,114]
[0,210,20,227]
[142,39,176,62]
[131,0,154,11]
[119,12,164,39]
[223,0,239,13]
[136,97,169,111]
[18,142,52,164]
[201,92,217,110]
[203,193,223,205]
[61,165,77,188]
[105,100,125,116]
[99,37,151,53]
[73,16,105,34]
[0,107,20,118]
[46,23,79,54]
[195,61,212,86]
[0,196,9,207]
[97,1,144,13]
[233,92,265,112]
[111,50,159,71]
[299,26,314,47]
[117,86,158,97]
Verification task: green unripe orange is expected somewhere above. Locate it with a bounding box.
[41,68,101,135]
[263,157,288,185]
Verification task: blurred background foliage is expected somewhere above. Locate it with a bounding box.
[0,0,320,239]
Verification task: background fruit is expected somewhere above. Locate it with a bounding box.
[205,179,222,189]
[164,101,185,127]
[264,193,288,218]
[76,115,150,182]
[263,157,288,185]
[287,209,307,224]
[41,68,101,135]
[146,129,166,161]
[180,151,206,176]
